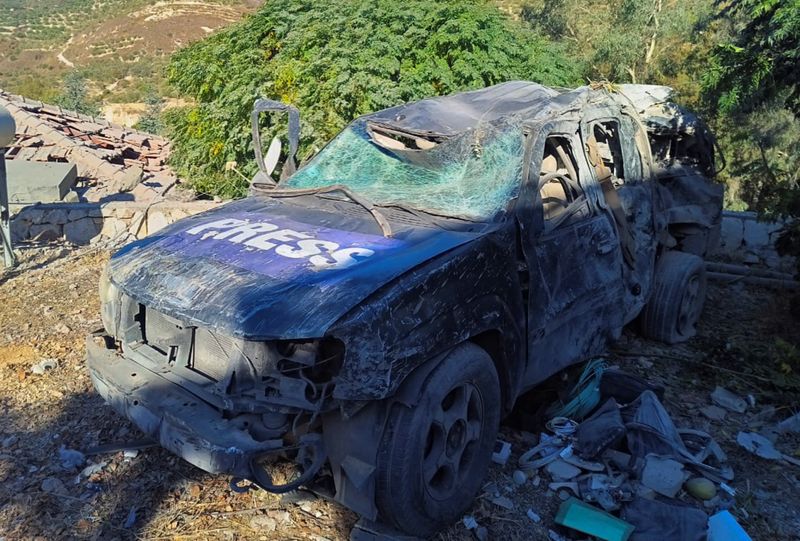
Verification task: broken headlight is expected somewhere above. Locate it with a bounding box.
[99,263,121,338]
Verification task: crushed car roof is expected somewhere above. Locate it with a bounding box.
[364,81,685,138]
[366,81,561,137]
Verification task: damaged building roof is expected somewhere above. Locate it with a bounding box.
[0,90,184,203]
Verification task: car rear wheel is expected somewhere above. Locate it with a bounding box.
[640,250,707,344]
[375,343,501,537]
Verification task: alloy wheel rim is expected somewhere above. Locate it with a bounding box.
[422,382,483,501]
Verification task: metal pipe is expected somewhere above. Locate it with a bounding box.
[0,105,16,268]
[707,271,799,290]
[706,261,795,281]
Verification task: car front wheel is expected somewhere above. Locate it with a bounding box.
[375,343,501,537]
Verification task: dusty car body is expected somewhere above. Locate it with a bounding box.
[87,82,723,536]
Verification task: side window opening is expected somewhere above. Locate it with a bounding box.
[538,136,585,226]
[592,122,625,184]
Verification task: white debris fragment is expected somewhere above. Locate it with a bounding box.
[527,508,542,523]
[462,515,478,530]
[31,359,58,375]
[492,439,512,466]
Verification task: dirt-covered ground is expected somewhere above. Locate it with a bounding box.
[0,243,798,540]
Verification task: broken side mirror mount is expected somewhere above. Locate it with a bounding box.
[251,99,301,187]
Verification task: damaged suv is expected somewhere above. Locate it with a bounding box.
[88,82,723,537]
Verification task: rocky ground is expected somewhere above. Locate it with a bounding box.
[0,243,798,540]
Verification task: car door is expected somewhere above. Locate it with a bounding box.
[519,124,626,385]
[580,111,657,322]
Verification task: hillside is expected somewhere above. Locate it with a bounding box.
[0,0,261,104]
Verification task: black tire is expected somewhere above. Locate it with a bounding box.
[640,251,707,344]
[375,343,501,537]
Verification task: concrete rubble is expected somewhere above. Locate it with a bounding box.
[1,90,177,202]
[0,91,223,247]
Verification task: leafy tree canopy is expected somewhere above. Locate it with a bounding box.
[703,0,800,116]
[165,0,581,198]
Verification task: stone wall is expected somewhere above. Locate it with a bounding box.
[713,210,795,271]
[12,200,220,246]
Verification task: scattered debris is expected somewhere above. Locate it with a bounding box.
[123,449,139,460]
[123,507,137,529]
[40,477,67,495]
[462,515,478,530]
[574,398,626,459]
[777,412,800,433]
[699,405,727,422]
[512,470,528,485]
[492,439,512,466]
[80,461,107,478]
[685,477,717,500]
[547,359,606,421]
[708,510,753,541]
[490,495,515,510]
[640,455,687,498]
[546,459,582,480]
[555,497,635,541]
[736,431,783,460]
[31,359,58,375]
[526,508,542,523]
[58,446,85,470]
[710,386,748,414]
[249,514,278,532]
[622,497,708,541]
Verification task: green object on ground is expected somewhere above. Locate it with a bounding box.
[555,497,635,541]
[685,477,717,500]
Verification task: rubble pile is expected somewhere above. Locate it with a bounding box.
[472,361,800,541]
[0,90,180,202]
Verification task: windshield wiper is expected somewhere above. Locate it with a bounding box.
[252,183,393,238]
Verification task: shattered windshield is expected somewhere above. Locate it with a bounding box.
[283,118,524,220]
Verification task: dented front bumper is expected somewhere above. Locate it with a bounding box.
[86,333,283,480]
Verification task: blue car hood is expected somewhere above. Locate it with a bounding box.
[108,197,482,340]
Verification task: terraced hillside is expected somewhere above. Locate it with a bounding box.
[0,0,260,103]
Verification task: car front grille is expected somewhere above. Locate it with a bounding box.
[141,305,238,382]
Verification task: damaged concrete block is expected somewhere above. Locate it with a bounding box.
[129,211,147,239]
[742,219,770,250]
[64,217,101,245]
[640,455,686,498]
[11,219,31,243]
[20,207,46,225]
[546,459,582,480]
[29,223,62,242]
[100,217,128,239]
[719,216,744,251]
[67,208,90,222]
[147,211,169,235]
[43,208,69,225]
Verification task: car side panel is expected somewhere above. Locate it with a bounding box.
[329,225,525,406]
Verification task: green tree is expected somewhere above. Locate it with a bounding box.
[54,72,100,117]
[522,0,720,106]
[165,0,581,198]
[703,0,800,115]
[135,90,165,135]
[701,0,800,271]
